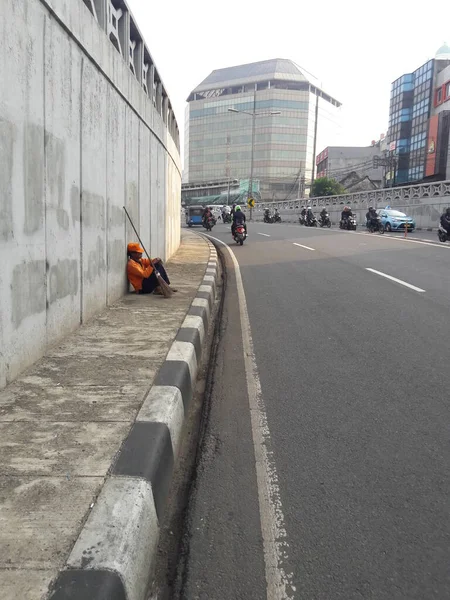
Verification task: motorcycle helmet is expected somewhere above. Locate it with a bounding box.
[235,205,241,211]
[307,206,311,210]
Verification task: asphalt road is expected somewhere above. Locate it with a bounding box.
[175,222,450,599]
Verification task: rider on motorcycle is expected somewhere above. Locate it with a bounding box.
[202,206,212,227]
[320,207,328,221]
[341,206,353,224]
[306,206,314,225]
[440,207,450,234]
[300,206,307,219]
[264,208,271,221]
[366,206,378,229]
[232,205,247,237]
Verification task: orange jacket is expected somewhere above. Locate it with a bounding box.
[127,258,154,291]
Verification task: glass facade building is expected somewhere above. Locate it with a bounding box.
[185,59,342,200]
[388,60,435,184]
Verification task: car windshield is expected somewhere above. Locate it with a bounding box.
[386,210,406,217]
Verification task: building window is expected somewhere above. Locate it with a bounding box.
[435,88,443,105]
[446,81,450,100]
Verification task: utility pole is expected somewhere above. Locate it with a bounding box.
[310,91,320,196]
[226,134,231,205]
[248,85,257,221]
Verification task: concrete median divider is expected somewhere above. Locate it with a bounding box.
[45,242,219,600]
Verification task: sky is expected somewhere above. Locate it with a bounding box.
[127,0,449,164]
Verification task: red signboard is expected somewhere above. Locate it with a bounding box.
[425,115,439,177]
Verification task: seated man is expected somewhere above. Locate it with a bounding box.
[127,242,173,295]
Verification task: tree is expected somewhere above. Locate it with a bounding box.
[311,177,346,198]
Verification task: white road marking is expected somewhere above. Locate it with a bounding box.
[204,233,295,600]
[366,268,426,293]
[293,242,315,251]
[337,229,449,249]
[257,232,271,237]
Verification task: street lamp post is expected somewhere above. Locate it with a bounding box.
[228,86,281,220]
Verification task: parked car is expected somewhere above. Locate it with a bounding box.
[377,209,415,232]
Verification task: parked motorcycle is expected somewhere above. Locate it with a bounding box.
[234,224,247,245]
[319,213,331,228]
[264,211,274,224]
[340,216,357,231]
[366,217,384,234]
[438,225,450,242]
[273,212,282,223]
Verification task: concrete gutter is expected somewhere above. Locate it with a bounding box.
[46,243,219,600]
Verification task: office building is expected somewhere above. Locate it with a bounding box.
[388,44,450,185]
[185,59,342,200]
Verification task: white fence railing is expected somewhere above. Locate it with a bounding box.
[258,180,450,211]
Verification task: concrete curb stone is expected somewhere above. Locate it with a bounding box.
[47,241,220,600]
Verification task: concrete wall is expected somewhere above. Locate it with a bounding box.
[0,0,181,388]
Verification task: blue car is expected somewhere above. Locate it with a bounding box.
[378,208,416,232]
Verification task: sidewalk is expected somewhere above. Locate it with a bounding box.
[0,230,216,600]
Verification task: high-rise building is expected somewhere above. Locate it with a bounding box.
[185,59,342,200]
[388,44,450,185]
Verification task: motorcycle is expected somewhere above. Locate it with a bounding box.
[204,215,216,231]
[340,216,357,231]
[366,217,384,234]
[222,213,231,224]
[273,212,281,223]
[319,213,331,228]
[234,224,247,246]
[299,215,306,225]
[305,215,318,227]
[264,212,274,224]
[438,225,450,242]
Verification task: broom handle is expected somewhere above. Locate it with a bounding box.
[123,206,154,265]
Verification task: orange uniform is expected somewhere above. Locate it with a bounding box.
[127,258,154,292]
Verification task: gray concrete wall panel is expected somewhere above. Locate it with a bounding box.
[0,0,181,389]
[44,20,83,344]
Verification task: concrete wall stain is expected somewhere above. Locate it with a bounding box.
[45,130,69,230]
[0,119,15,241]
[82,191,105,229]
[23,124,44,235]
[48,259,79,303]
[108,238,126,272]
[84,236,106,283]
[109,204,125,228]
[71,185,81,224]
[12,260,46,328]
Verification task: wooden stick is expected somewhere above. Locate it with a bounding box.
[123,206,173,298]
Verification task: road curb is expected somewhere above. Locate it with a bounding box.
[47,242,219,600]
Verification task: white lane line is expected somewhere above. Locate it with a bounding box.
[257,232,271,237]
[349,230,449,249]
[293,242,315,251]
[204,233,295,600]
[366,268,426,293]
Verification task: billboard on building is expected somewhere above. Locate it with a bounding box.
[425,115,439,177]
